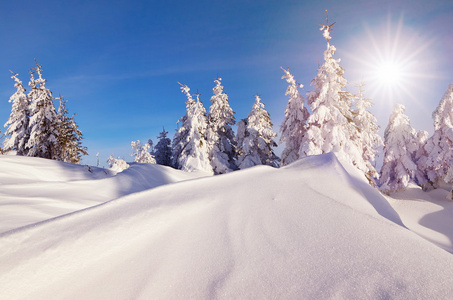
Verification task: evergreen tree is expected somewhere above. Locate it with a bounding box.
[3,71,30,155]
[67,114,88,164]
[379,104,418,193]
[352,83,383,184]
[131,140,156,164]
[206,76,236,174]
[172,83,212,173]
[237,94,279,169]
[57,95,71,160]
[279,67,309,166]
[26,61,60,160]
[235,118,248,161]
[56,95,88,164]
[154,127,172,166]
[301,11,367,178]
[422,84,453,188]
[413,130,429,186]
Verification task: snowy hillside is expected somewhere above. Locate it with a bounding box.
[0,155,209,233]
[1,153,453,299]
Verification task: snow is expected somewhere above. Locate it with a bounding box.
[1,153,453,299]
[0,156,208,233]
[387,182,453,253]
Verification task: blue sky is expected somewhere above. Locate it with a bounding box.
[0,0,452,166]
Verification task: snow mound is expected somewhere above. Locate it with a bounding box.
[284,152,405,226]
[0,155,114,184]
[388,183,453,253]
[0,156,208,233]
[1,153,453,299]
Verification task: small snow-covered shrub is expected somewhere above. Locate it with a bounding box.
[107,156,129,172]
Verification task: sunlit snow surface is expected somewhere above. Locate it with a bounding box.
[0,155,209,233]
[1,153,453,299]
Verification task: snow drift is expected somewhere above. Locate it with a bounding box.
[1,153,453,299]
[0,155,208,233]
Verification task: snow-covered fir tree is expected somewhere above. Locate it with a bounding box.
[131,140,156,164]
[57,95,87,164]
[422,84,453,188]
[379,104,419,193]
[66,115,87,164]
[237,94,279,169]
[279,67,309,166]
[26,61,60,160]
[172,84,212,173]
[56,95,71,160]
[3,71,30,155]
[352,83,383,184]
[235,118,248,157]
[206,76,236,174]
[154,127,172,166]
[301,11,367,179]
[413,130,429,186]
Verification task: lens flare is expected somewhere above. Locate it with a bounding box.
[343,14,436,112]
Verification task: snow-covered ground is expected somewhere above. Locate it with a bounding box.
[387,183,453,253]
[0,155,209,234]
[1,153,453,299]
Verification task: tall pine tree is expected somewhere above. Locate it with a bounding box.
[301,11,367,179]
[57,95,72,161]
[352,83,383,184]
[379,104,418,193]
[57,95,87,164]
[235,118,248,160]
[422,84,453,188]
[66,115,87,164]
[237,94,279,169]
[172,83,212,173]
[154,127,172,166]
[3,71,30,155]
[206,76,236,174]
[413,130,429,187]
[279,67,309,166]
[26,61,60,160]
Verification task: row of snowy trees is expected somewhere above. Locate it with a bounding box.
[380,84,453,194]
[3,61,87,163]
[128,78,279,175]
[172,79,279,174]
[126,76,279,175]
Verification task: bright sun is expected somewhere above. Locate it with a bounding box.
[376,61,404,86]
[344,15,434,107]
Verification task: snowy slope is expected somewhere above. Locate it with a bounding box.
[387,183,453,253]
[1,153,453,299]
[0,155,209,233]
